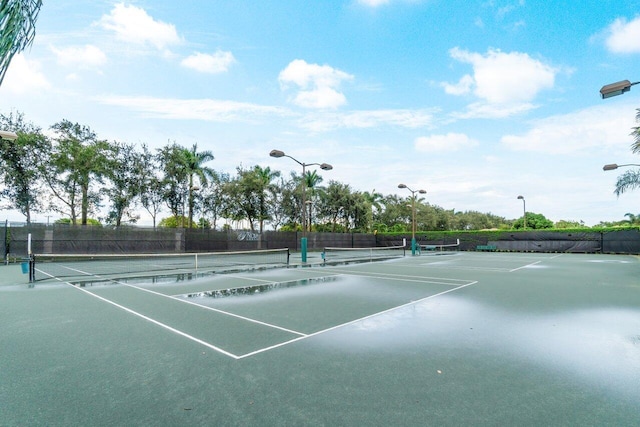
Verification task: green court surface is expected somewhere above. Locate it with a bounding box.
[1,252,639,426]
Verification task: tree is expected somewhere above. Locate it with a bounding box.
[0,111,49,224]
[104,141,143,226]
[200,171,230,230]
[45,120,112,225]
[183,143,215,227]
[613,109,640,197]
[0,0,42,85]
[318,180,352,232]
[252,165,280,234]
[138,144,164,228]
[362,189,384,231]
[223,166,262,232]
[513,212,553,230]
[157,142,189,222]
[623,213,640,226]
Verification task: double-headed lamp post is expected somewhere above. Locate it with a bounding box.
[398,184,426,255]
[517,195,526,230]
[270,149,332,263]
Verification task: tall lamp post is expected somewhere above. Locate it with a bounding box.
[270,149,332,263]
[398,184,426,255]
[517,195,526,230]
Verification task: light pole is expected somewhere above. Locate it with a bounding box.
[270,149,332,263]
[599,79,639,99]
[603,163,640,171]
[517,195,526,230]
[398,184,426,255]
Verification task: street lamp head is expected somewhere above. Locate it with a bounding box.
[602,163,618,171]
[0,130,18,141]
[600,80,633,99]
[517,195,524,200]
[320,163,333,171]
[418,189,427,194]
[269,149,285,158]
[398,183,407,189]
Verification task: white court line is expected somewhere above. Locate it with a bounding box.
[309,267,469,287]
[119,281,307,337]
[36,266,479,360]
[509,260,542,272]
[236,280,479,359]
[36,270,242,359]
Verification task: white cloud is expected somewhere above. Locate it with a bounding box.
[501,103,637,155]
[279,59,354,109]
[604,16,640,54]
[446,47,557,105]
[98,3,182,51]
[181,51,236,73]
[451,101,537,119]
[0,55,50,95]
[298,108,436,132]
[97,95,291,122]
[415,133,478,152]
[51,45,107,68]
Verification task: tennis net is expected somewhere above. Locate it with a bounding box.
[322,245,406,263]
[33,248,290,281]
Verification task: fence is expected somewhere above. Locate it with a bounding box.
[2,222,639,262]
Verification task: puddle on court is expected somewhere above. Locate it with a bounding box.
[185,276,338,299]
[68,272,208,287]
[315,296,640,399]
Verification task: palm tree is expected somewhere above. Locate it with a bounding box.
[632,109,640,154]
[623,213,640,226]
[1,0,42,86]
[303,170,324,230]
[613,109,640,197]
[362,189,383,231]
[253,165,281,235]
[183,144,215,227]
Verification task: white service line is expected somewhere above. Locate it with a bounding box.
[309,267,468,286]
[509,261,542,272]
[121,281,307,337]
[44,274,242,359]
[236,280,479,359]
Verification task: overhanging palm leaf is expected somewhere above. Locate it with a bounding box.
[0,0,42,86]
[614,169,640,197]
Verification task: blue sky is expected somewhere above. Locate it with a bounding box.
[1,0,640,226]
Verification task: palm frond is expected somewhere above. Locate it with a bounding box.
[614,169,640,196]
[0,0,42,86]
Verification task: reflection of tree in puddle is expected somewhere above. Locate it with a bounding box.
[187,276,338,299]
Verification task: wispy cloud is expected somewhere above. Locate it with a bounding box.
[415,133,478,152]
[50,45,107,69]
[501,103,637,155]
[97,95,292,122]
[298,108,437,132]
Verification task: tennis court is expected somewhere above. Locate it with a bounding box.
[2,250,639,425]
